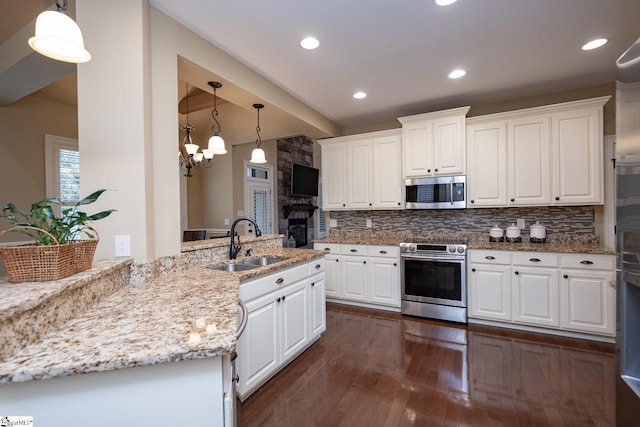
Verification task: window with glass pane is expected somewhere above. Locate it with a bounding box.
[253,188,270,234]
[45,135,80,204]
[59,149,80,203]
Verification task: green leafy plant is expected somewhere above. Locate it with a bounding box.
[1,189,115,245]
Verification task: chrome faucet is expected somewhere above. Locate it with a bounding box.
[229,217,262,260]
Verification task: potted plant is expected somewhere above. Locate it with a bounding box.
[0,189,115,283]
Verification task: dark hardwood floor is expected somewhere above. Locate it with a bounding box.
[237,303,615,427]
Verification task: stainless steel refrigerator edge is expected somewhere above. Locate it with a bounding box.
[616,34,640,426]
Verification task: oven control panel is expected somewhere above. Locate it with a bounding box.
[400,243,466,255]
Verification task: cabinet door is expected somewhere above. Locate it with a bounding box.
[466,121,508,207]
[323,254,340,298]
[309,275,327,338]
[433,115,466,175]
[341,255,368,302]
[403,121,433,177]
[560,269,615,336]
[321,143,348,210]
[552,108,602,205]
[280,281,309,364]
[236,293,279,398]
[368,257,400,307]
[512,266,559,327]
[347,140,373,209]
[468,263,512,321]
[507,116,551,205]
[372,134,403,209]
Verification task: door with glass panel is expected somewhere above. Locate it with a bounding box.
[245,163,274,235]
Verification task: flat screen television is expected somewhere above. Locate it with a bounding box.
[291,163,319,197]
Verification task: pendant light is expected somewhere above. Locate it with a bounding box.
[207,81,227,155]
[179,82,212,177]
[250,103,267,164]
[28,0,91,64]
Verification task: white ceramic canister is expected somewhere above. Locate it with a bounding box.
[530,221,547,243]
[506,223,522,243]
[489,224,504,242]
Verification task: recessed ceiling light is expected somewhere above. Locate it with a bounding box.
[435,0,458,6]
[353,91,367,99]
[582,38,608,51]
[448,69,466,79]
[300,37,320,50]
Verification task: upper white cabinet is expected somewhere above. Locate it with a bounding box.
[319,129,402,211]
[398,106,470,178]
[466,96,610,208]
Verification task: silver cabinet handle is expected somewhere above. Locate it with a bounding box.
[485,256,496,260]
[276,277,284,285]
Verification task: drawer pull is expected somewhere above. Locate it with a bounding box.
[514,271,519,275]
[394,263,397,267]
[350,249,358,253]
[363,260,367,264]
[276,278,284,285]
[380,250,387,254]
[311,282,315,287]
[485,256,496,260]
[608,280,617,289]
[580,260,594,265]
[529,258,541,262]
[472,268,476,272]
[324,247,331,251]
[315,264,321,269]
[563,274,568,279]
[282,295,286,301]
[277,297,281,303]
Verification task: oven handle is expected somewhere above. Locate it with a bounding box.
[400,254,466,263]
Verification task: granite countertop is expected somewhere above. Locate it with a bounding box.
[0,247,324,384]
[314,233,615,255]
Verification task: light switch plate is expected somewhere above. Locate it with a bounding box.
[517,218,525,229]
[330,219,337,228]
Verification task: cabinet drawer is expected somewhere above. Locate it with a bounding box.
[240,264,308,301]
[314,243,341,254]
[342,245,366,256]
[512,252,558,267]
[308,258,325,276]
[560,254,614,270]
[367,245,400,258]
[468,250,510,264]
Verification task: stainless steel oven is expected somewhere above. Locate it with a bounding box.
[400,242,467,323]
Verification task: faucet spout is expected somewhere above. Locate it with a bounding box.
[229,217,262,260]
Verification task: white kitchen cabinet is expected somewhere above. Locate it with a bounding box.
[507,115,551,205]
[320,142,347,210]
[237,260,325,401]
[309,275,327,338]
[341,254,368,302]
[319,129,402,210]
[559,254,615,336]
[347,140,374,209]
[551,106,604,205]
[368,255,400,307]
[466,121,508,207]
[314,243,401,310]
[512,265,559,327]
[372,134,403,209]
[468,251,512,321]
[399,106,470,178]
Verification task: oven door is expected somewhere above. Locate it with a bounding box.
[401,255,466,307]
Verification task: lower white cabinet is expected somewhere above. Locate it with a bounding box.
[468,250,615,340]
[236,259,325,401]
[314,243,400,309]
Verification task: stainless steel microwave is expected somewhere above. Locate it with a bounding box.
[405,175,466,209]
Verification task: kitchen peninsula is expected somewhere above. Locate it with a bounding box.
[0,235,324,426]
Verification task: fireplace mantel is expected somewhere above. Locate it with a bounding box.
[282,204,317,219]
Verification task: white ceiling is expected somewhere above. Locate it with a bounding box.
[3,0,640,139]
[151,0,640,130]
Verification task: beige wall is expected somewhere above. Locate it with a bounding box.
[0,94,78,234]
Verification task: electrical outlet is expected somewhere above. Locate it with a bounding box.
[517,218,525,229]
[115,235,131,257]
[329,219,337,228]
[224,218,230,225]
[366,218,372,228]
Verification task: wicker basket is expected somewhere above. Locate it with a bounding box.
[0,226,99,283]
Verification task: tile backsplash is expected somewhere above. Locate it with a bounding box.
[329,206,594,236]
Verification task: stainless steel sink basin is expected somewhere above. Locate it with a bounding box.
[207,263,259,272]
[243,256,288,266]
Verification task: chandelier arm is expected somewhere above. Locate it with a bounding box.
[55,0,68,12]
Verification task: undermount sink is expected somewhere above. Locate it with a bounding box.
[206,256,288,272]
[207,263,258,272]
[243,256,288,266]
